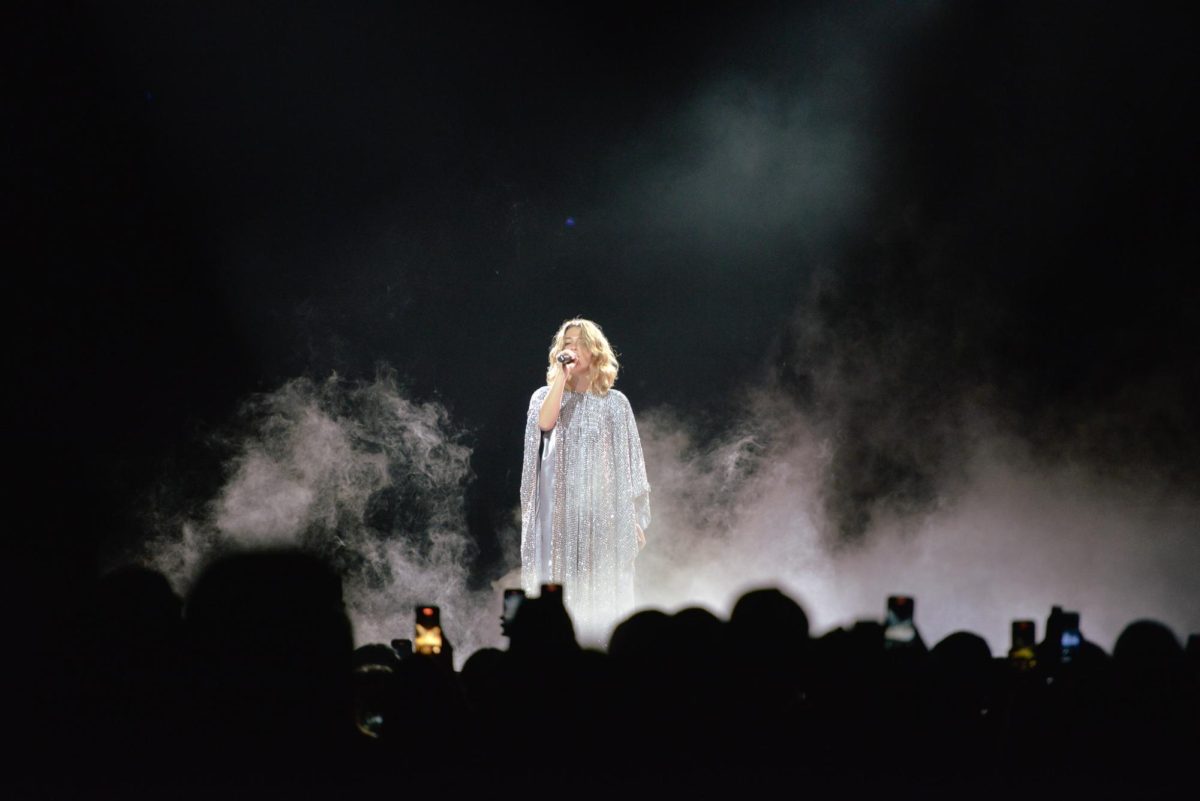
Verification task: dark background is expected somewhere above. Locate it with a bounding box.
[7,2,1198,620]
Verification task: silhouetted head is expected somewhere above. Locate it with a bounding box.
[930,631,992,674]
[507,592,578,657]
[608,609,673,662]
[183,549,353,753]
[460,647,508,716]
[724,589,812,706]
[1113,619,1185,687]
[729,588,810,656]
[929,630,993,707]
[461,647,506,683]
[672,606,724,651]
[186,549,351,667]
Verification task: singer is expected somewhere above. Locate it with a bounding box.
[519,318,651,642]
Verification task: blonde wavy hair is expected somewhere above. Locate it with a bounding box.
[545,318,620,395]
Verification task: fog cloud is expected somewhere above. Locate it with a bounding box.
[632,399,1200,653]
[141,369,503,661]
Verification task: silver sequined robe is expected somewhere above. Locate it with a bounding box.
[520,386,651,639]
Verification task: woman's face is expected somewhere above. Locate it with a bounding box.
[562,326,593,371]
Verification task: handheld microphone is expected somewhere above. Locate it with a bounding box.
[556,352,576,365]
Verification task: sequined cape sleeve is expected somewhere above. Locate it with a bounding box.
[518,385,652,635]
[519,385,552,594]
[621,392,652,531]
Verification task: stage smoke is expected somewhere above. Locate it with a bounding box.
[631,398,1200,653]
[140,368,500,662]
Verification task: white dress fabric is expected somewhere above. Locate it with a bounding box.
[520,385,651,640]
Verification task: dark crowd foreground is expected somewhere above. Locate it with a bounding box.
[19,551,1198,799]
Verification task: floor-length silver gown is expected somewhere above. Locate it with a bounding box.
[519,385,651,641]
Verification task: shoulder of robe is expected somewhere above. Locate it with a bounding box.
[607,388,633,414]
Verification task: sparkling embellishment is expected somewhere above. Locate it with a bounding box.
[519,386,651,640]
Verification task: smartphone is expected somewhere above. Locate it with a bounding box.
[1011,620,1036,652]
[414,605,443,656]
[1059,612,1081,664]
[884,595,916,647]
[540,583,564,604]
[1009,620,1037,669]
[501,589,526,636]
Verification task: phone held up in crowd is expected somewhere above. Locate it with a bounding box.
[414,605,443,656]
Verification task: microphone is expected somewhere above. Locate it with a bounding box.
[556,352,576,365]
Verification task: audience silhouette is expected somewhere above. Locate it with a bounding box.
[24,548,1198,798]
